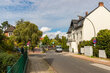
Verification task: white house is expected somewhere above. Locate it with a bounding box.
[67,2,110,53]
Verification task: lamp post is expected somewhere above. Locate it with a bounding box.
[85,18,96,46]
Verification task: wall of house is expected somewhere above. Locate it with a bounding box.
[5,32,8,37]
[83,6,110,41]
[8,32,13,37]
[72,28,83,44]
[5,32,13,37]
[67,28,82,53]
[71,42,78,53]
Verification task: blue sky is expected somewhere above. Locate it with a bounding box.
[0,0,110,38]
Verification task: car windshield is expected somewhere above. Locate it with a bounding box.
[56,47,62,48]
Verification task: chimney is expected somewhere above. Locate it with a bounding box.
[99,2,104,7]
[85,11,88,16]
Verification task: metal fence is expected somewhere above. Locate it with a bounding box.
[7,51,28,73]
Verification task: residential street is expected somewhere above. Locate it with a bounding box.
[43,50,110,73]
[26,50,110,73]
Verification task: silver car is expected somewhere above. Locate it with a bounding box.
[55,46,62,52]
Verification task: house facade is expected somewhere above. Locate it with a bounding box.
[67,2,110,53]
[4,26,15,37]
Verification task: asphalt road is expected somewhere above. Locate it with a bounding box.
[43,50,110,73]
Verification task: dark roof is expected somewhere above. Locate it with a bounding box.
[67,27,72,34]
[67,20,79,34]
[4,26,15,33]
[74,18,84,29]
[67,18,84,34]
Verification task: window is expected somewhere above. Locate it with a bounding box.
[8,32,13,36]
[73,33,75,39]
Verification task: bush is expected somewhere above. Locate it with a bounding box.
[63,48,69,52]
[78,40,92,53]
[78,39,99,56]
[78,29,110,58]
[0,52,19,73]
[93,46,99,57]
[105,48,110,58]
[97,29,110,58]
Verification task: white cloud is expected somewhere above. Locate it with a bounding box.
[42,31,67,39]
[0,0,109,32]
[0,0,24,6]
[40,27,51,33]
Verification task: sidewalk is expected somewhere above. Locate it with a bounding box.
[26,52,56,73]
[63,52,110,66]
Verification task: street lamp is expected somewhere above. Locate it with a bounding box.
[85,18,96,46]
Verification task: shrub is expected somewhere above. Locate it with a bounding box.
[0,52,19,73]
[93,46,99,57]
[78,40,92,53]
[97,29,110,58]
[78,29,110,58]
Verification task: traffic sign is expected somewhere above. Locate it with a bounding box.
[93,39,96,44]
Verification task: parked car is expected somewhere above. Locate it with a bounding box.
[55,45,62,52]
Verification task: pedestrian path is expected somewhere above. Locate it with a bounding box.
[26,54,55,73]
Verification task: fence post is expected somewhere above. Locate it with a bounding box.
[7,66,11,73]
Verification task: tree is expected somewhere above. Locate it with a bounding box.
[1,21,10,30]
[96,29,110,58]
[42,35,50,45]
[55,34,61,43]
[50,39,60,46]
[55,34,60,40]
[13,21,42,47]
[16,19,24,25]
[78,29,110,57]
[61,36,68,49]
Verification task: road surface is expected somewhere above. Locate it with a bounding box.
[43,50,110,73]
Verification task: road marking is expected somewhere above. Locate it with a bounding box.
[91,63,110,71]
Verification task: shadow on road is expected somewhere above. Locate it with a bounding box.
[26,54,54,73]
[44,58,54,66]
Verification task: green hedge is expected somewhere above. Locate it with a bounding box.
[78,29,110,58]
[0,52,19,73]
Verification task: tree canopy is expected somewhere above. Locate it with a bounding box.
[42,35,50,45]
[96,29,110,58]
[78,29,110,58]
[13,21,42,45]
[0,21,10,30]
[61,36,68,49]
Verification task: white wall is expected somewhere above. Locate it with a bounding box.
[83,6,110,41]
[72,28,82,43]
[71,42,78,54]
[68,28,82,53]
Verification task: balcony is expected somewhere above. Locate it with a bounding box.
[67,39,76,42]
